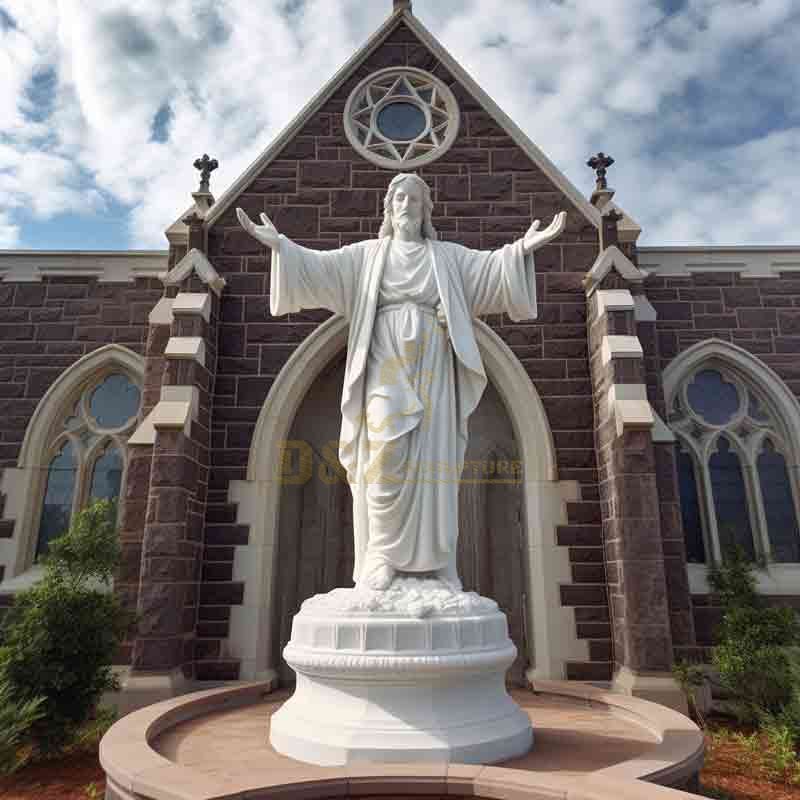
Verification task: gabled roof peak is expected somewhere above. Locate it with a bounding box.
[203,9,602,231]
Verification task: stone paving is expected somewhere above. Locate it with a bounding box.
[154,689,659,780]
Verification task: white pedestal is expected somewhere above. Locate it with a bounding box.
[269,579,533,766]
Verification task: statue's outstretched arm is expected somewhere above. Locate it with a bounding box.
[237,208,280,250]
[521,211,567,255]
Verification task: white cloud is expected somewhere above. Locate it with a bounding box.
[0,0,798,248]
[0,212,20,249]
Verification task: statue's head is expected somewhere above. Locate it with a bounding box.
[379,173,438,240]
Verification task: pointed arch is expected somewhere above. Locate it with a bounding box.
[0,345,144,583]
[18,344,144,469]
[664,338,800,574]
[663,338,800,466]
[229,317,581,682]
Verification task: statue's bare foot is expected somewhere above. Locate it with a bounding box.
[362,564,395,591]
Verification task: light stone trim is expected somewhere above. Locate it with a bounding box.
[343,67,461,170]
[172,293,210,322]
[160,248,226,296]
[164,336,205,366]
[585,245,645,296]
[634,294,658,322]
[0,250,167,283]
[595,289,634,317]
[638,245,800,278]
[129,387,199,446]
[204,10,603,231]
[99,680,703,797]
[151,402,192,431]
[148,297,174,326]
[607,383,655,437]
[227,316,586,683]
[1,345,144,584]
[651,409,676,443]
[601,335,644,366]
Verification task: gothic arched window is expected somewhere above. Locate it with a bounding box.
[669,364,800,564]
[35,372,141,557]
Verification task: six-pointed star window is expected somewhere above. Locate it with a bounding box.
[344,67,460,169]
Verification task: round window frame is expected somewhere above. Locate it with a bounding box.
[343,67,461,170]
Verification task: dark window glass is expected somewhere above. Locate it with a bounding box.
[89,374,140,429]
[677,448,706,563]
[758,440,800,562]
[36,441,76,557]
[709,437,756,560]
[687,370,740,425]
[376,102,426,141]
[90,445,123,502]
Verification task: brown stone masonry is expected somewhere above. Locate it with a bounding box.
[586,269,674,675]
[198,19,609,681]
[131,277,220,680]
[0,277,162,614]
[644,267,800,647]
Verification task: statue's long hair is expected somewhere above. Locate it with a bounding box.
[378,173,438,240]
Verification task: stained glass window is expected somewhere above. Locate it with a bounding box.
[36,442,77,557]
[758,440,800,563]
[89,374,141,429]
[709,438,756,560]
[687,370,740,425]
[34,369,141,558]
[669,359,800,567]
[90,445,124,502]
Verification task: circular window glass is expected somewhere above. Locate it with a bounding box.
[89,374,141,429]
[344,67,460,169]
[376,102,427,141]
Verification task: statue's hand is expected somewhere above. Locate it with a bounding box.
[236,208,280,250]
[522,211,567,254]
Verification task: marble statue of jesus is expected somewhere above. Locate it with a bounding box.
[237,173,565,592]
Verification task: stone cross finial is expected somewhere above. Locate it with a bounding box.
[587,152,614,191]
[193,154,218,193]
[393,0,412,12]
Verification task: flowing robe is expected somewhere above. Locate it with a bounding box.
[270,234,537,584]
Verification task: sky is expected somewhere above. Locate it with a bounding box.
[0,0,798,251]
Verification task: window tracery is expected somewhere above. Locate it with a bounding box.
[669,364,800,565]
[35,372,141,556]
[344,67,460,169]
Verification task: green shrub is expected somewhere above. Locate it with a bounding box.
[0,500,131,754]
[708,545,758,609]
[0,677,45,775]
[707,547,799,722]
[712,604,799,719]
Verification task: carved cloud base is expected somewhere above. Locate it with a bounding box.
[269,578,533,766]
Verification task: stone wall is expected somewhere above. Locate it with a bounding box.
[643,268,800,649]
[0,276,163,594]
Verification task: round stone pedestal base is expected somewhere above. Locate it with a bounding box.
[269,582,533,766]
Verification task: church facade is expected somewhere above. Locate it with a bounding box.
[1,4,799,705]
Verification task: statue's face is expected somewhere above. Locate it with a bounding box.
[391,180,424,239]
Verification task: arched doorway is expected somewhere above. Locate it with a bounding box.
[228,317,584,684]
[271,350,526,686]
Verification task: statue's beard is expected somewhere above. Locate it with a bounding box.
[393,216,422,238]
